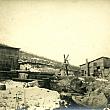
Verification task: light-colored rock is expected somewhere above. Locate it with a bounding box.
[0,80,60,110]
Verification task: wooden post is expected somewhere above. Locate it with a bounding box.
[24,86,26,105]
[86,59,90,76]
[15,94,19,110]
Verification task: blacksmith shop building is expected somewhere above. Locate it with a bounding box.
[80,57,110,77]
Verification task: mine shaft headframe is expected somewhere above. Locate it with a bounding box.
[64,54,69,63]
[64,54,69,61]
[64,54,69,76]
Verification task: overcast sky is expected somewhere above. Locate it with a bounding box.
[0,0,110,66]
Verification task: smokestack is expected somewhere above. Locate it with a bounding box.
[86,59,90,76]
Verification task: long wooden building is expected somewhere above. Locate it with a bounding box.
[0,44,20,78]
[80,57,110,77]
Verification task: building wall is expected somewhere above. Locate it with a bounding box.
[80,65,87,76]
[80,57,110,77]
[103,58,110,68]
[89,58,104,75]
[0,47,19,71]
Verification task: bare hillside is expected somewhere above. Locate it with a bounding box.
[19,51,79,71]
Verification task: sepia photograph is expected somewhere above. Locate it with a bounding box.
[0,0,110,109]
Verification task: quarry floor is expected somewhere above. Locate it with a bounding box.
[0,80,61,110]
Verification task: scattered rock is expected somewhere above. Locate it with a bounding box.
[0,83,6,90]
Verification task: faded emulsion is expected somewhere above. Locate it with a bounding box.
[0,0,110,110]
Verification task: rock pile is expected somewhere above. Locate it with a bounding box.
[71,77,110,108]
